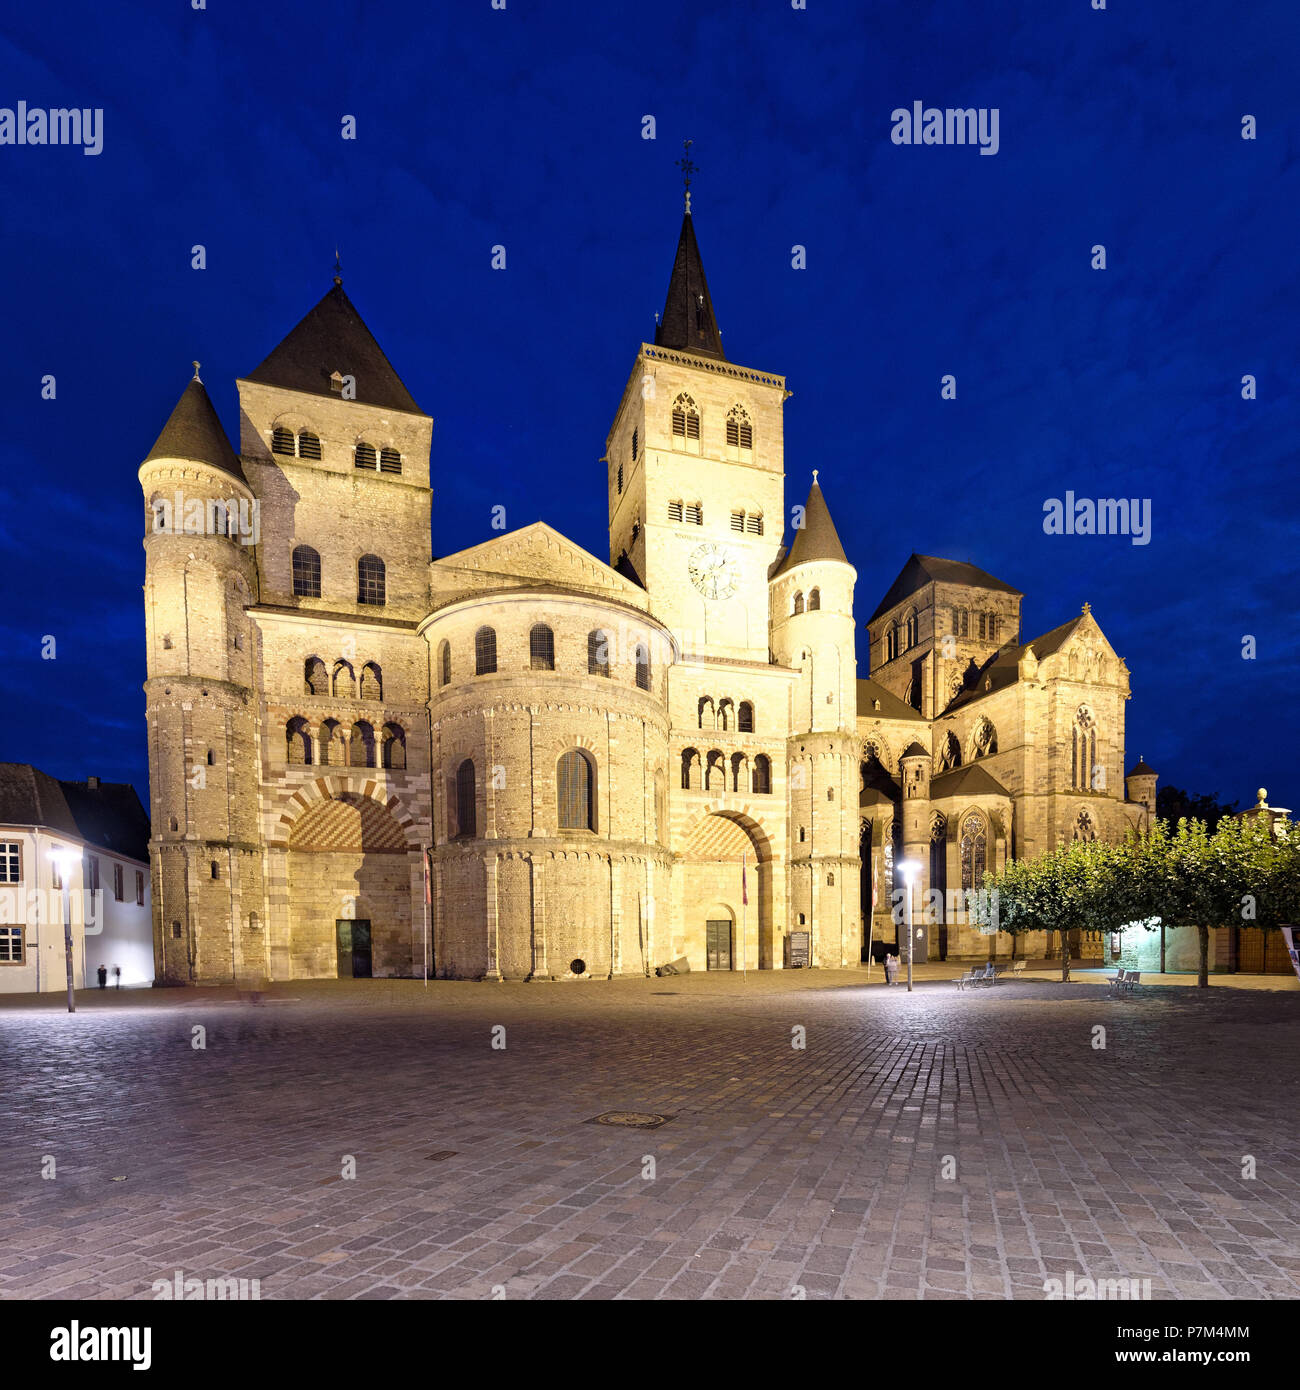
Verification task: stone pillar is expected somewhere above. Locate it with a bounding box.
[529,855,548,979]
[483,856,502,980]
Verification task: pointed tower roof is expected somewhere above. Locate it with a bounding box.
[775,474,850,575]
[654,212,726,361]
[244,281,424,414]
[145,374,244,481]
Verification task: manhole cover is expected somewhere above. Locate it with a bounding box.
[425,1150,458,1161]
[589,1111,673,1130]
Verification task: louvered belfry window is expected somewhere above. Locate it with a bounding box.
[354,441,377,469]
[683,503,702,525]
[557,750,594,832]
[671,395,700,439]
[298,431,322,460]
[731,511,745,532]
[379,447,402,474]
[272,427,295,456]
[669,501,684,523]
[726,408,753,449]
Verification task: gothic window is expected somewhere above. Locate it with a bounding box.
[938,731,961,773]
[808,588,820,611]
[319,718,341,765]
[304,657,328,696]
[292,545,321,598]
[953,607,969,637]
[1073,705,1098,790]
[635,643,651,691]
[381,722,406,771]
[298,431,322,460]
[960,813,987,891]
[725,405,753,451]
[588,629,610,677]
[970,717,998,760]
[359,662,382,701]
[350,721,376,768]
[793,591,805,616]
[272,426,296,456]
[332,660,355,698]
[886,623,899,661]
[987,611,998,640]
[557,750,596,832]
[354,441,377,470]
[529,623,555,671]
[738,700,754,733]
[752,754,772,795]
[475,626,497,675]
[286,717,312,765]
[455,759,476,838]
[671,394,700,441]
[379,447,402,475]
[883,829,895,896]
[1073,810,1096,843]
[357,554,385,606]
[438,640,451,687]
[904,609,918,649]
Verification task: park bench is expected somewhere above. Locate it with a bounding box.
[957,962,997,990]
[1011,959,1027,977]
[1109,968,1142,996]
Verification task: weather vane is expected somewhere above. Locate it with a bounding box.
[333,247,342,285]
[676,139,698,213]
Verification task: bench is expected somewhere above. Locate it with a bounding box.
[957,962,997,990]
[1109,968,1142,996]
[1011,959,1027,977]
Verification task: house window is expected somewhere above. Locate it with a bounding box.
[557,750,596,832]
[455,759,477,837]
[588,630,610,677]
[0,926,23,963]
[634,643,651,691]
[298,431,322,460]
[292,545,321,598]
[357,554,386,606]
[530,623,555,671]
[379,447,402,474]
[271,426,295,456]
[0,842,20,882]
[113,863,124,902]
[354,441,377,469]
[135,870,144,906]
[475,626,497,675]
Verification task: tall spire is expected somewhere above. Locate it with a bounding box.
[145,373,244,480]
[774,474,850,575]
[654,144,726,361]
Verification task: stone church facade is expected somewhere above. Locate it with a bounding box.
[138,207,1157,984]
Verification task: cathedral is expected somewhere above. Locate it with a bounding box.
[138,201,1158,984]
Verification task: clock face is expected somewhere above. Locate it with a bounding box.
[688,542,740,600]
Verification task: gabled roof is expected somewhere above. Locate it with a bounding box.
[243,281,424,414]
[856,678,926,722]
[930,763,1012,799]
[1022,615,1082,660]
[0,765,149,862]
[145,377,244,481]
[654,212,726,360]
[0,764,79,837]
[774,477,850,576]
[869,554,1022,624]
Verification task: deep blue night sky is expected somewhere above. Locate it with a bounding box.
[1,0,1296,810]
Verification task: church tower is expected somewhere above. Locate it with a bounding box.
[769,477,863,967]
[604,189,787,662]
[139,370,264,984]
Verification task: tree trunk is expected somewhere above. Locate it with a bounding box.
[1197,923,1209,988]
[1060,932,1071,983]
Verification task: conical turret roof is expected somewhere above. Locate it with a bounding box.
[145,377,244,481]
[775,476,850,575]
[654,212,726,360]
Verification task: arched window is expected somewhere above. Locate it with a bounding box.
[332,660,355,698]
[319,718,341,766]
[725,405,753,451]
[286,717,312,765]
[292,545,321,598]
[886,623,899,661]
[354,441,376,470]
[297,431,322,460]
[970,717,998,760]
[271,426,295,456]
[588,629,611,677]
[557,750,596,831]
[705,750,727,791]
[752,753,771,795]
[379,447,402,475]
[717,698,733,731]
[357,554,385,606]
[530,623,555,671]
[304,657,328,696]
[382,722,406,770]
[475,626,497,675]
[698,695,715,728]
[1073,705,1097,790]
[730,752,747,792]
[1073,810,1096,843]
[793,591,805,616]
[438,640,451,687]
[808,588,820,611]
[350,721,376,769]
[634,642,651,691]
[671,393,700,441]
[455,759,476,837]
[654,769,667,844]
[681,747,701,790]
[738,700,754,733]
[960,813,987,891]
[905,609,918,649]
[953,607,969,638]
[360,662,382,701]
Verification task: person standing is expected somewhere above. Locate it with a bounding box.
[96,964,107,989]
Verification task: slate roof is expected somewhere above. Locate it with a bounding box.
[1127,758,1157,778]
[654,213,726,360]
[943,613,1089,713]
[145,378,244,481]
[244,282,424,414]
[0,765,150,863]
[774,478,850,576]
[869,554,1022,624]
[856,678,926,722]
[930,763,1012,799]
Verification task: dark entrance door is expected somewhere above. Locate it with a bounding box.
[705,919,732,971]
[336,919,372,978]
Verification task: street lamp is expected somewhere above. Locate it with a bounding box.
[898,859,921,993]
[48,847,79,1014]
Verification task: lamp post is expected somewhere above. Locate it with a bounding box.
[48,848,78,1014]
[898,859,921,993]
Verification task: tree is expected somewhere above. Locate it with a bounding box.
[1156,786,1239,833]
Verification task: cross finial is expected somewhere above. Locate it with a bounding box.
[812,468,820,486]
[192,360,201,382]
[1081,601,1091,615]
[333,247,342,285]
[676,139,698,214]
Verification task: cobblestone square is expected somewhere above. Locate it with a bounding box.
[1,971,1297,1301]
